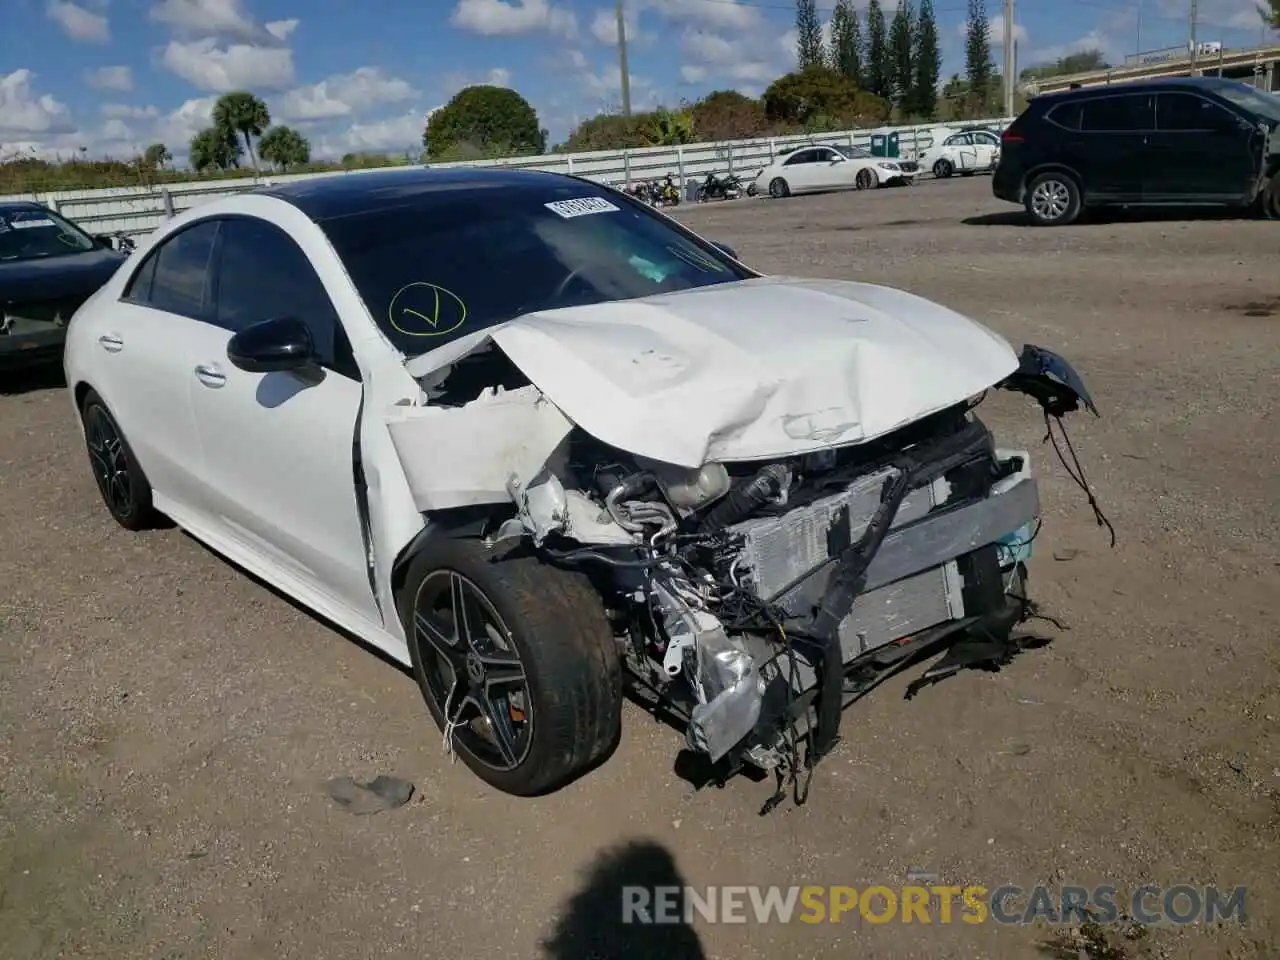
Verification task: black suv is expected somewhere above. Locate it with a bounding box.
[993,77,1280,225]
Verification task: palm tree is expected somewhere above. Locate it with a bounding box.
[258,126,311,171]
[189,127,241,173]
[212,91,270,172]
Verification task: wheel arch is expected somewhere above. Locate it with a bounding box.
[388,504,515,604]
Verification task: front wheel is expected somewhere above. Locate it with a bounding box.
[1024,172,1082,226]
[398,537,622,797]
[855,167,877,190]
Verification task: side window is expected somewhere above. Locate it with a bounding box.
[1048,101,1083,130]
[213,217,358,380]
[1157,93,1231,131]
[974,132,999,146]
[1080,94,1154,132]
[130,220,219,317]
[784,149,817,166]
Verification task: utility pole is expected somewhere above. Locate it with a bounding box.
[615,0,632,117]
[1188,0,1198,75]
[1136,0,1143,55]
[1003,0,1015,117]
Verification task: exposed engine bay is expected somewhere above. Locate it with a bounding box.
[386,283,1107,807]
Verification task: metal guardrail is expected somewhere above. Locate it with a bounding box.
[1,117,1015,240]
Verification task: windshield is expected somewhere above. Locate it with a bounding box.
[0,207,97,262]
[320,182,753,356]
[1215,82,1280,122]
[833,145,871,159]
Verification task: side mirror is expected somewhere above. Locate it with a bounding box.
[227,316,316,373]
[711,241,739,260]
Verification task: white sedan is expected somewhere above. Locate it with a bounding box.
[752,144,919,198]
[64,167,1096,799]
[915,128,1002,179]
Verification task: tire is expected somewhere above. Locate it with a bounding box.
[695,187,707,202]
[855,167,877,190]
[1024,171,1082,226]
[933,158,954,179]
[397,537,622,797]
[768,177,790,199]
[1264,172,1280,221]
[79,388,159,531]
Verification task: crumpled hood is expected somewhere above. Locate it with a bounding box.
[404,276,1019,468]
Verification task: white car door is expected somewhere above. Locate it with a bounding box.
[86,219,218,504]
[952,134,980,171]
[806,147,850,190]
[184,215,381,627]
[779,148,825,192]
[971,131,1000,168]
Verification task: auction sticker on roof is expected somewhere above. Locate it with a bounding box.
[10,217,56,229]
[544,197,619,218]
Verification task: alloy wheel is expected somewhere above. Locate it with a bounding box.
[413,570,533,771]
[85,405,133,518]
[1030,179,1071,222]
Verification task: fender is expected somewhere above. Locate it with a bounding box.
[997,344,1098,419]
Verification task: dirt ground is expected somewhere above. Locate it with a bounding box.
[2,176,1278,960]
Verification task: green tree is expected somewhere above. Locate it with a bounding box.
[189,126,241,172]
[963,0,994,113]
[648,107,695,145]
[796,0,825,69]
[142,143,171,169]
[910,0,941,119]
[689,90,767,141]
[829,0,863,88]
[763,64,887,128]
[424,84,543,161]
[888,0,915,110]
[865,0,891,100]
[212,91,270,172]
[1020,49,1109,80]
[258,125,311,170]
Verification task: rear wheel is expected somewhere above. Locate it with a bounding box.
[79,388,159,531]
[1024,172,1082,226]
[768,177,790,199]
[398,537,622,797]
[933,158,954,179]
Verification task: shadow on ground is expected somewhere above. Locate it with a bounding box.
[542,840,706,960]
[0,361,65,396]
[963,206,1254,228]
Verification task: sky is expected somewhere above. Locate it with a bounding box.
[0,0,1275,164]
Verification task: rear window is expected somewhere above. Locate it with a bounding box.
[1046,101,1083,130]
[320,182,753,357]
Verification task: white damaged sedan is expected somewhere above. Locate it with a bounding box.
[64,168,1099,800]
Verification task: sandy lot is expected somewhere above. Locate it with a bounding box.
[2,176,1278,960]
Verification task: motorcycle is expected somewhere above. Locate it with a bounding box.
[656,173,681,207]
[696,172,743,202]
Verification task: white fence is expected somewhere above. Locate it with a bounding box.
[2,117,1014,240]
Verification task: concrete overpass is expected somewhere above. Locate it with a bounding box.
[1024,43,1280,96]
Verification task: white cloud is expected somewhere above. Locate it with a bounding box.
[46,1,110,43]
[160,38,296,92]
[1026,31,1115,67]
[152,95,218,147]
[987,15,1029,48]
[589,6,653,45]
[638,0,759,32]
[0,70,75,137]
[312,110,426,159]
[678,27,786,89]
[85,65,134,91]
[265,18,299,40]
[1159,0,1265,31]
[148,0,267,42]
[101,103,160,120]
[451,0,578,38]
[276,67,416,122]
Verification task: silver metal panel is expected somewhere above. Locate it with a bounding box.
[837,561,959,660]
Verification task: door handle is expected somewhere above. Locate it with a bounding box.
[194,363,226,388]
[98,333,123,352]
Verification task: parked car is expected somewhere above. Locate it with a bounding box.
[64,167,1096,797]
[1,202,129,369]
[993,76,1280,226]
[752,144,919,198]
[917,128,1002,179]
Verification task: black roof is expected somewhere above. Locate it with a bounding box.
[0,200,48,215]
[258,166,582,221]
[1031,75,1254,104]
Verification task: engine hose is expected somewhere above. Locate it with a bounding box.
[541,546,664,569]
[699,462,790,531]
